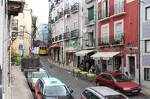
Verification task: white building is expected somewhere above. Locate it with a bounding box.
[37,24,49,45]
[140,0,150,88]
[49,0,84,66]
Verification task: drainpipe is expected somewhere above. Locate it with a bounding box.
[138,0,141,86]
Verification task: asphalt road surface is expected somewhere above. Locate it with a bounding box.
[40,56,150,99]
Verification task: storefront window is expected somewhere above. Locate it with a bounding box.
[144,68,150,81]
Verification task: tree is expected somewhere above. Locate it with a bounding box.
[31,16,38,47]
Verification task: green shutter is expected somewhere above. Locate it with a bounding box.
[88,6,94,21]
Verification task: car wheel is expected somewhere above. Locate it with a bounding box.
[98,82,101,86]
[95,81,98,86]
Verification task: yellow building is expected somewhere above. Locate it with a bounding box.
[12,2,32,56]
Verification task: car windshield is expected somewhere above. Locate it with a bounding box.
[105,95,127,99]
[114,74,129,82]
[32,72,48,78]
[44,85,70,96]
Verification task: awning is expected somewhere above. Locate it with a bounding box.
[51,43,60,48]
[91,52,120,60]
[75,50,94,56]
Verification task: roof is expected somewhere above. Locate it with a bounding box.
[88,86,121,96]
[42,77,64,87]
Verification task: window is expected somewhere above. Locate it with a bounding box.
[101,74,113,81]
[146,7,150,20]
[88,6,94,21]
[101,24,109,43]
[73,22,78,30]
[114,0,124,14]
[114,20,123,41]
[82,90,99,99]
[144,68,150,81]
[145,40,150,53]
[65,25,69,32]
[101,0,109,18]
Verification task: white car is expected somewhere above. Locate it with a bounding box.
[27,68,49,90]
[81,86,129,99]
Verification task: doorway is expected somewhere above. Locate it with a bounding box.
[128,56,135,78]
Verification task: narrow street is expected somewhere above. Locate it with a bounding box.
[40,56,150,99]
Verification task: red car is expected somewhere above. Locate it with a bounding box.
[95,72,141,95]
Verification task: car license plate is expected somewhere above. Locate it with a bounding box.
[132,90,138,92]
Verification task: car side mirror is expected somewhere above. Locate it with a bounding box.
[70,89,74,93]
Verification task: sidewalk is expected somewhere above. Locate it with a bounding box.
[11,66,33,99]
[141,86,150,96]
[48,59,150,96]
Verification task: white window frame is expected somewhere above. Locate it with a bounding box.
[145,6,150,21]
[114,0,124,14]
[145,40,150,53]
[101,0,109,18]
[101,24,109,43]
[114,20,124,41]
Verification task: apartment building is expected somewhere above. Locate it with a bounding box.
[95,0,139,81]
[140,0,150,88]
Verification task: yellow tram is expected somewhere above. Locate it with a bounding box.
[39,46,48,55]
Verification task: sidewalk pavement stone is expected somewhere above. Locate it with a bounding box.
[11,66,33,99]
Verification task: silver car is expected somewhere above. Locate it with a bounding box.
[81,86,129,99]
[27,68,49,90]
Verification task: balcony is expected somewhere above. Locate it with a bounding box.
[58,11,63,19]
[52,38,55,42]
[50,3,54,11]
[8,0,25,16]
[99,34,124,48]
[111,34,124,46]
[55,0,61,5]
[55,36,58,41]
[71,3,79,14]
[85,0,94,4]
[63,32,70,40]
[12,19,18,32]
[55,16,59,22]
[64,8,70,17]
[71,29,79,38]
[59,34,62,40]
[85,18,95,26]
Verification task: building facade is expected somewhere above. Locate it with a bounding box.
[36,24,49,46]
[2,0,25,98]
[12,3,32,56]
[49,0,84,66]
[140,0,150,88]
[97,0,139,81]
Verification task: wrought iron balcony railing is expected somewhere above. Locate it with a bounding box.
[85,0,94,4]
[63,32,70,39]
[71,29,79,38]
[71,3,79,14]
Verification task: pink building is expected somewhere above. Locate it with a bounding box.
[96,0,139,81]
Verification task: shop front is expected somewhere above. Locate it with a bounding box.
[91,52,121,72]
[50,43,60,62]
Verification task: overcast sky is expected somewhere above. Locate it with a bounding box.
[28,0,49,25]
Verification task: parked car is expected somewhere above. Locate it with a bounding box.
[35,77,74,99]
[95,72,141,95]
[81,86,129,99]
[27,68,49,90]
